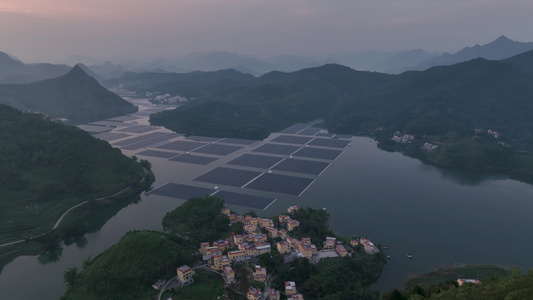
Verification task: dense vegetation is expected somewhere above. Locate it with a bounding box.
[383,266,532,300]
[0,104,153,262]
[286,207,336,246]
[162,195,230,243]
[61,231,194,300]
[0,65,137,124]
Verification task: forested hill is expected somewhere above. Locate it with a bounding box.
[0,104,149,244]
[149,58,533,149]
[148,57,533,183]
[0,65,137,124]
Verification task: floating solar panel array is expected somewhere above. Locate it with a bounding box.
[193,129,353,198]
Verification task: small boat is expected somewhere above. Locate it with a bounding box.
[407,254,412,259]
[387,256,391,260]
[383,246,389,250]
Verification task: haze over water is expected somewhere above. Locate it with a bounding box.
[2,99,533,299]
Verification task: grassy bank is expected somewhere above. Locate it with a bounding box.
[404,265,510,290]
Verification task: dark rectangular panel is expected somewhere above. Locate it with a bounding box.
[227,154,283,169]
[252,143,300,155]
[149,183,215,200]
[308,138,351,148]
[214,191,275,210]
[137,150,179,159]
[186,136,222,142]
[194,167,261,187]
[245,173,314,196]
[113,132,169,146]
[293,147,342,160]
[157,140,207,151]
[271,135,313,145]
[219,138,258,145]
[272,158,330,175]
[122,133,180,150]
[193,144,243,156]
[170,154,218,165]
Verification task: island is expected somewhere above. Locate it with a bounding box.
[62,195,387,299]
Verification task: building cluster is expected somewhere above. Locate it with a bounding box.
[392,132,414,143]
[175,205,380,299]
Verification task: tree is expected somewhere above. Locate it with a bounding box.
[64,267,79,288]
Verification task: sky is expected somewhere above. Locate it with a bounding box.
[1,0,533,63]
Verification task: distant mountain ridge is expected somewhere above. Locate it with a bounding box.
[0,51,71,84]
[0,65,137,124]
[409,35,533,71]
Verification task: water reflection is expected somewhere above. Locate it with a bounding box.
[418,161,507,186]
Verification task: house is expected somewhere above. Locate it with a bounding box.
[269,288,280,300]
[278,229,288,238]
[289,293,305,299]
[256,244,271,255]
[212,255,230,271]
[287,219,300,231]
[228,213,236,221]
[324,237,336,250]
[228,250,246,261]
[285,281,297,296]
[234,234,244,244]
[177,265,195,285]
[221,207,231,215]
[361,238,379,254]
[335,244,348,257]
[350,239,359,247]
[279,215,289,224]
[277,241,290,254]
[199,242,210,254]
[457,278,481,286]
[244,224,257,234]
[254,234,268,244]
[224,266,235,283]
[287,206,298,213]
[253,265,267,282]
[266,227,278,238]
[260,218,273,228]
[297,239,316,259]
[247,286,262,300]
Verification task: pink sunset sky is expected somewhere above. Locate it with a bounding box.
[1,0,532,63]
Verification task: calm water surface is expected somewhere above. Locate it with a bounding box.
[1,105,533,299]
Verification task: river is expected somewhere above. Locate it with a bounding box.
[1,99,533,299]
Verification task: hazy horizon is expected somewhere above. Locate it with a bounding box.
[1,0,533,64]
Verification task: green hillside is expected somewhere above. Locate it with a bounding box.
[61,231,194,300]
[0,104,152,256]
[0,65,137,124]
[384,266,532,300]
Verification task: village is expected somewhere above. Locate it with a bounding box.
[160,205,380,300]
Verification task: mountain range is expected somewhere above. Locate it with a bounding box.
[407,35,533,72]
[0,52,71,84]
[0,65,137,124]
